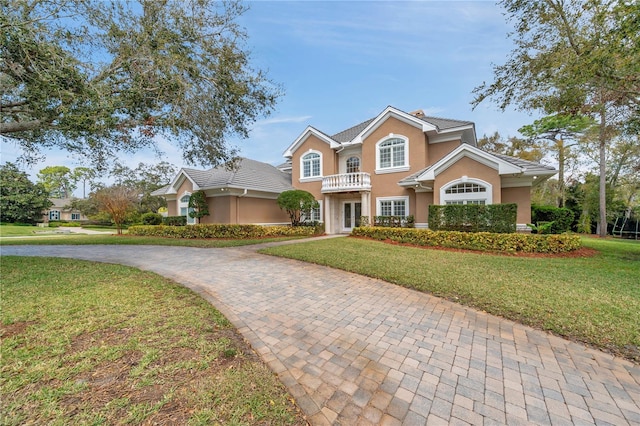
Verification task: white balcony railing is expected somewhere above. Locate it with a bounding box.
[321,172,371,193]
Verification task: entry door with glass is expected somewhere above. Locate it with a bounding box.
[342,201,361,232]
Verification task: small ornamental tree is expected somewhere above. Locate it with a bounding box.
[93,185,138,234]
[188,190,210,223]
[277,190,318,226]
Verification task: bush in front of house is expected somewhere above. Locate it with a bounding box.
[351,226,581,254]
[428,203,517,233]
[141,212,163,225]
[373,215,415,228]
[128,224,322,239]
[531,204,574,234]
[163,216,187,226]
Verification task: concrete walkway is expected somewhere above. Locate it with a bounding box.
[2,242,639,425]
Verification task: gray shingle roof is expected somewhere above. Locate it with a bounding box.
[331,118,375,143]
[418,116,474,131]
[152,158,293,196]
[329,109,472,143]
[489,153,557,174]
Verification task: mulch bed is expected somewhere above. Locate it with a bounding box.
[353,236,599,258]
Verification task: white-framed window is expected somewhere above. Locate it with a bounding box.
[301,151,322,179]
[441,178,492,205]
[71,213,81,220]
[179,193,196,224]
[376,136,409,173]
[376,196,409,217]
[346,156,360,173]
[49,210,60,221]
[301,200,323,223]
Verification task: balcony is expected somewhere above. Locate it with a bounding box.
[322,172,371,193]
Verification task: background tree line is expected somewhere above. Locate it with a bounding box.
[0,161,177,230]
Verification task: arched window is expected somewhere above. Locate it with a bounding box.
[179,193,196,224]
[441,179,492,205]
[376,137,408,171]
[301,152,321,178]
[346,156,360,173]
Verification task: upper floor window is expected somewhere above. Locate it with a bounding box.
[301,152,321,179]
[376,136,408,172]
[346,157,360,173]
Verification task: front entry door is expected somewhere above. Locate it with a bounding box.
[342,201,361,233]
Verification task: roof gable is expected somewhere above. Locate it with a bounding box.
[349,106,438,144]
[416,144,523,181]
[283,126,340,157]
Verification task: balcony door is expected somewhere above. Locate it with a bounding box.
[342,201,361,233]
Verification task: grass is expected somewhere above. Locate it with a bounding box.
[0,232,305,248]
[0,223,46,237]
[260,236,640,362]
[1,257,306,425]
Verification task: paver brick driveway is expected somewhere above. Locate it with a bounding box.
[3,242,639,425]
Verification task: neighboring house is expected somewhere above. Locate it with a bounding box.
[155,106,556,233]
[152,158,292,225]
[283,106,556,234]
[42,198,88,222]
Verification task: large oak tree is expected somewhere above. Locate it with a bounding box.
[472,0,640,236]
[1,0,281,168]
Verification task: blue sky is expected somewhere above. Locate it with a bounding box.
[2,0,542,184]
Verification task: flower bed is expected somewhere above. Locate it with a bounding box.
[351,227,581,254]
[128,224,321,239]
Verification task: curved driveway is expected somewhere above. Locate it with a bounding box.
[3,242,639,425]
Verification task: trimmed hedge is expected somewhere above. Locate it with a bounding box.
[163,216,187,226]
[373,215,415,228]
[351,226,581,254]
[429,203,517,233]
[141,212,163,225]
[531,205,574,234]
[128,224,322,239]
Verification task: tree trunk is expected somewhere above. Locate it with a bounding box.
[598,109,607,238]
[557,139,565,208]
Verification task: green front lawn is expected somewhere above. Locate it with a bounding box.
[1,257,305,425]
[261,236,640,362]
[0,233,305,247]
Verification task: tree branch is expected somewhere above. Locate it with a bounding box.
[0,119,46,134]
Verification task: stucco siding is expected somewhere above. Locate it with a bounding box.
[502,186,532,224]
[433,157,501,204]
[415,191,433,224]
[237,197,289,224]
[428,140,462,164]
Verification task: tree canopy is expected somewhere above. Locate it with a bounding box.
[472,0,640,236]
[0,162,52,223]
[277,190,318,226]
[93,185,139,234]
[37,166,77,198]
[1,0,281,168]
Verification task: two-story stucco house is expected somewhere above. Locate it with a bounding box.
[283,106,556,234]
[154,106,556,233]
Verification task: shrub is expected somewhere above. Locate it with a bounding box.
[531,204,574,234]
[351,226,581,254]
[128,224,322,239]
[141,212,163,225]
[163,216,187,226]
[429,203,517,233]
